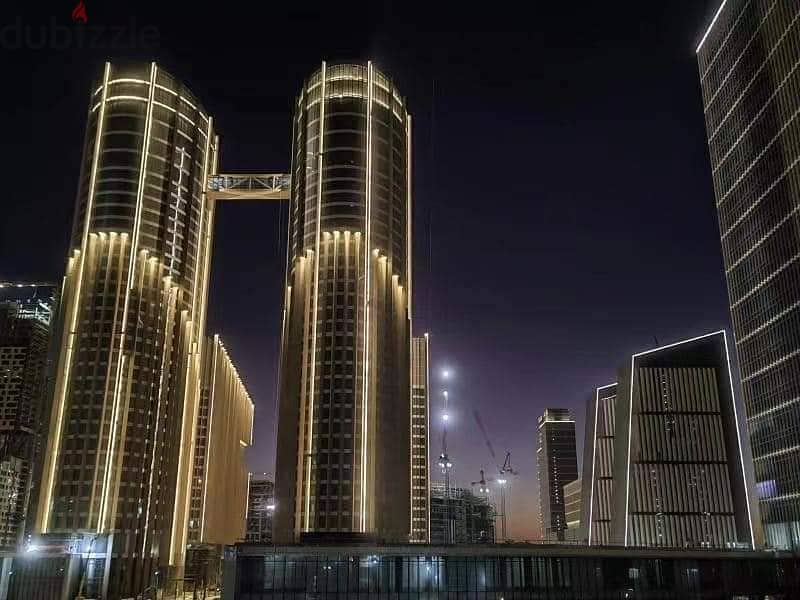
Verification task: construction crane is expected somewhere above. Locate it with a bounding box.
[438,390,454,543]
[473,410,518,541]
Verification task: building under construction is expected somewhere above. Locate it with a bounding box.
[429,482,495,544]
[0,283,57,551]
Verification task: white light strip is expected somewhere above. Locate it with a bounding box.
[632,330,725,360]
[200,337,219,540]
[739,300,800,343]
[732,253,800,309]
[748,394,800,422]
[39,62,111,533]
[722,331,756,549]
[406,114,412,322]
[105,95,148,103]
[743,348,800,382]
[142,282,174,554]
[623,355,635,547]
[100,62,158,532]
[360,62,374,533]
[762,491,800,503]
[587,384,613,546]
[406,112,414,540]
[108,77,149,86]
[425,333,431,542]
[305,61,326,532]
[696,0,728,54]
[754,443,800,462]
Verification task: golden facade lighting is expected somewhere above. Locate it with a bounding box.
[34,62,217,598]
[274,62,413,543]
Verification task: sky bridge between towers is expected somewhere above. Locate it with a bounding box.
[207,173,290,202]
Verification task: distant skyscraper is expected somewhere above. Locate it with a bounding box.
[697,0,800,550]
[32,62,219,597]
[188,335,253,546]
[537,408,578,541]
[275,62,413,543]
[0,283,56,550]
[609,332,754,548]
[246,474,275,543]
[429,482,495,544]
[410,334,430,543]
[581,383,617,546]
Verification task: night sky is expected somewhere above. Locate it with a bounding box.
[1,1,729,539]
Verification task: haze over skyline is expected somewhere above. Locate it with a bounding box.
[0,0,728,539]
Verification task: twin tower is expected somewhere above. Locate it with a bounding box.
[36,60,416,596]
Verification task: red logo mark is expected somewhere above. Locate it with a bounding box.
[71,0,87,23]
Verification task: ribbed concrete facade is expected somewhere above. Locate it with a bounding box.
[697,0,800,550]
[189,335,253,545]
[275,62,412,542]
[34,62,218,596]
[610,332,754,548]
[581,383,617,546]
[410,334,430,542]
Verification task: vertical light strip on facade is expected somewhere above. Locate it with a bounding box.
[360,62,374,532]
[424,332,431,542]
[39,62,111,532]
[100,62,158,531]
[406,115,412,321]
[722,330,756,548]
[588,386,601,545]
[406,116,414,538]
[623,355,636,547]
[588,382,615,546]
[171,112,214,563]
[200,336,219,540]
[305,61,326,532]
[142,283,175,554]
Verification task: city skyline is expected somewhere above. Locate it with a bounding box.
[2,1,740,541]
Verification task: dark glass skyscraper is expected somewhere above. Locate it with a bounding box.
[32,62,218,596]
[697,0,800,549]
[275,62,413,543]
[537,408,578,541]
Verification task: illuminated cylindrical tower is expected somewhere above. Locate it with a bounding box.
[34,62,218,596]
[275,62,412,542]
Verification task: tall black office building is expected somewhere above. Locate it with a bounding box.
[697,0,800,549]
[275,62,413,543]
[537,408,579,540]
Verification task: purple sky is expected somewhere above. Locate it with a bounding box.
[0,0,730,539]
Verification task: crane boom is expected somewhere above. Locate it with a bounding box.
[473,410,499,469]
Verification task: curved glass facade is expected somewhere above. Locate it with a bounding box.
[276,62,412,543]
[36,62,218,596]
